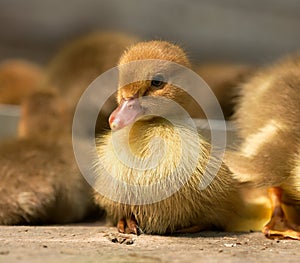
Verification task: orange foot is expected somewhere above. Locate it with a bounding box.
[263,187,300,240]
[117,215,141,235]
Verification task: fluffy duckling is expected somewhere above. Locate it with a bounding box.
[0,89,98,224]
[226,54,300,239]
[0,138,97,224]
[0,59,44,105]
[0,32,137,224]
[93,41,269,235]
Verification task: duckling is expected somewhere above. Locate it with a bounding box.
[0,59,44,105]
[0,89,98,224]
[226,54,300,239]
[0,138,97,224]
[0,32,136,224]
[93,41,269,235]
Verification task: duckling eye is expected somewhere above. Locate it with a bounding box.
[151,74,165,89]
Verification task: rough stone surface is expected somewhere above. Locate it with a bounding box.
[0,222,299,263]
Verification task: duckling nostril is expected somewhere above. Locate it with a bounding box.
[110,121,119,130]
[110,117,122,130]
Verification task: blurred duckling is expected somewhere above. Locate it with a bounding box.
[226,54,300,240]
[93,41,269,235]
[0,59,44,105]
[0,89,98,224]
[0,32,140,224]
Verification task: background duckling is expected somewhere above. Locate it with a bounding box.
[0,59,44,105]
[93,40,269,235]
[0,89,99,224]
[0,31,139,224]
[226,54,300,240]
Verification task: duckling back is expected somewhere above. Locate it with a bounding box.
[228,55,300,187]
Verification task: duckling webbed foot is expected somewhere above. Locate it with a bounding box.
[263,215,300,240]
[263,187,300,240]
[117,215,141,235]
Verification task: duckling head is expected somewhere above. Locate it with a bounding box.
[109,41,195,131]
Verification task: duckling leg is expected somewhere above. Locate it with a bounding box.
[263,187,300,240]
[117,215,140,235]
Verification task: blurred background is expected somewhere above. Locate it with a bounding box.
[0,0,299,139]
[1,0,300,65]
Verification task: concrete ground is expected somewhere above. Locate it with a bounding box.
[0,221,299,263]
